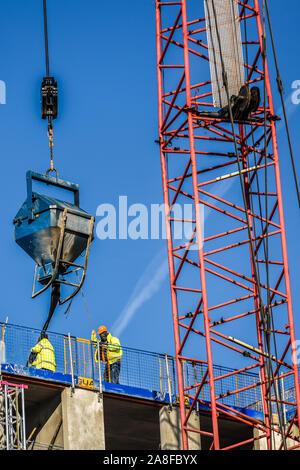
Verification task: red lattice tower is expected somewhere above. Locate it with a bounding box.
[155,0,300,450]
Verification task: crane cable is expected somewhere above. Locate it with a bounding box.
[42,0,57,176]
[244,8,287,444]
[63,270,95,333]
[210,0,287,448]
[264,0,300,208]
[80,288,95,332]
[240,0,287,448]
[43,0,50,77]
[244,9,274,439]
[253,2,289,448]
[212,0,286,449]
[261,0,286,448]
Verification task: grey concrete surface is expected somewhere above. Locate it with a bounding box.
[159,405,201,450]
[61,388,105,450]
[32,403,63,450]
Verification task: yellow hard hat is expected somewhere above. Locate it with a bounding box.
[98,325,108,335]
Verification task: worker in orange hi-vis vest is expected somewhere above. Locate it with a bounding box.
[91,326,122,384]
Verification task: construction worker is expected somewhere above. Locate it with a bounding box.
[91,326,122,384]
[28,332,56,372]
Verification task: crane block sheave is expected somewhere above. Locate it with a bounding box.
[155,0,300,450]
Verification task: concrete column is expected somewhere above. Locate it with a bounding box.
[253,424,300,450]
[159,405,201,450]
[32,403,63,450]
[61,388,105,450]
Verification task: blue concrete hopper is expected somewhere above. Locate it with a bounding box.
[13,171,94,304]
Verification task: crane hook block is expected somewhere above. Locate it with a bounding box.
[41,76,58,120]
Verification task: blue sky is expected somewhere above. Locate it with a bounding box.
[0,0,299,366]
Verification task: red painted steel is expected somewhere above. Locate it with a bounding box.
[155,0,300,450]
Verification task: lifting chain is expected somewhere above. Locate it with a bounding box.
[46,122,58,177]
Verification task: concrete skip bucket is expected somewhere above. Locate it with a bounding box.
[13,170,95,305]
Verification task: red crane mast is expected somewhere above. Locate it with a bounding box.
[155,0,300,450]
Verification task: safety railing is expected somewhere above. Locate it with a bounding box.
[0,321,296,417]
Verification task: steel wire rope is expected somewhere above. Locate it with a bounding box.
[79,288,95,333]
[244,12,271,422]
[262,1,289,446]
[248,133,287,446]
[242,5,275,439]
[43,0,50,77]
[234,0,287,447]
[246,0,278,445]
[243,44,278,425]
[248,0,287,447]
[264,0,300,208]
[210,0,287,447]
[61,267,95,334]
[42,0,56,174]
[261,0,277,445]
[249,125,288,444]
[247,77,281,450]
[246,1,288,447]
[75,269,95,332]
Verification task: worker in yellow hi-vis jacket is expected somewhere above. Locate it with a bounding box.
[28,332,56,372]
[91,326,122,384]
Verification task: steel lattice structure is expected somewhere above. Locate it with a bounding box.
[0,381,27,450]
[155,0,300,450]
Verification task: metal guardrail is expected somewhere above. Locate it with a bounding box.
[1,321,295,416]
[0,322,179,395]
